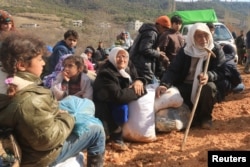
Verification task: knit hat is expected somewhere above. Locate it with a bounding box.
[0,10,13,24]
[155,16,171,28]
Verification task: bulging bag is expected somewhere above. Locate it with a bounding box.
[122,84,157,142]
[59,96,102,136]
[155,103,191,132]
[154,87,183,112]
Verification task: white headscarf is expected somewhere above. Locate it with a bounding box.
[108,47,132,83]
[184,23,214,104]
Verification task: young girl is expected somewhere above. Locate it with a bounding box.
[51,54,93,100]
[0,33,105,167]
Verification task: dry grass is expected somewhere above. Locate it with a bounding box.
[13,12,126,53]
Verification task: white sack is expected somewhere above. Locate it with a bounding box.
[122,84,157,142]
[154,87,183,112]
[54,152,84,167]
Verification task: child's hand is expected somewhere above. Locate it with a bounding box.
[62,71,70,82]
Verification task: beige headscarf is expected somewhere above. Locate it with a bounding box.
[184,23,214,104]
[108,47,132,83]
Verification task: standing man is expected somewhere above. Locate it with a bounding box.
[158,15,184,63]
[48,29,79,74]
[129,16,170,84]
[235,30,246,65]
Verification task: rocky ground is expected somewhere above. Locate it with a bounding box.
[102,65,250,167]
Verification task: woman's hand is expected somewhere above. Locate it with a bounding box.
[198,72,208,85]
[156,86,168,98]
[131,80,144,96]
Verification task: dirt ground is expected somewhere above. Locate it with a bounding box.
[103,65,250,167]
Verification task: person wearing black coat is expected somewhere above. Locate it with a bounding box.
[156,23,226,129]
[93,47,147,151]
[129,16,171,84]
[216,44,243,100]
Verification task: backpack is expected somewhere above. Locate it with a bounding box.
[0,128,21,167]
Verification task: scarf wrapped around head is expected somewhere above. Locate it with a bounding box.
[42,54,72,88]
[108,47,132,83]
[0,10,15,30]
[184,23,214,104]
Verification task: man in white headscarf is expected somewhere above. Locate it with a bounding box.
[156,23,226,129]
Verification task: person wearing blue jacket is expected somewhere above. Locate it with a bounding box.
[48,29,79,74]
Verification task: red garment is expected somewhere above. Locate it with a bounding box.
[86,59,95,71]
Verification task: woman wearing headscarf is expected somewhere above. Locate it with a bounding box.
[93,47,147,151]
[156,23,226,129]
[0,10,16,33]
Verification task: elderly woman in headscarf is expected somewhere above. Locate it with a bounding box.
[93,47,147,151]
[156,23,226,129]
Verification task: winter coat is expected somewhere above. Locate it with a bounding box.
[158,29,184,62]
[93,61,146,134]
[0,72,75,167]
[215,44,242,101]
[160,43,226,89]
[51,72,93,100]
[129,23,161,83]
[48,40,75,74]
[246,31,250,49]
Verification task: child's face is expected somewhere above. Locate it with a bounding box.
[172,22,182,32]
[64,35,77,48]
[24,54,45,77]
[63,59,80,78]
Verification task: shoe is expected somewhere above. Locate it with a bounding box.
[244,69,250,74]
[201,120,212,130]
[232,83,245,93]
[111,140,128,151]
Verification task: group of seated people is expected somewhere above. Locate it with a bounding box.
[0,10,244,167]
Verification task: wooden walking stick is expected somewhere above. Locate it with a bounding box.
[181,48,216,151]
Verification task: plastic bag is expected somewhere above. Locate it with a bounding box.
[154,87,183,112]
[123,84,157,142]
[59,96,102,136]
[54,152,84,167]
[155,103,190,132]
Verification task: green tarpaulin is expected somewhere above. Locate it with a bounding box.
[168,9,218,25]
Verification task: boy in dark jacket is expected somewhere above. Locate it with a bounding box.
[48,29,79,74]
